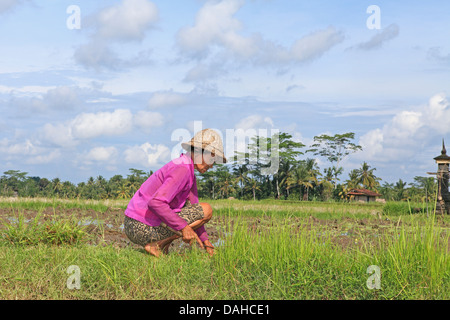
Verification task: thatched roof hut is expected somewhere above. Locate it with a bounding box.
[347,188,382,202]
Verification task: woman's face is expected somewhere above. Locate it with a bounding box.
[192,149,215,173]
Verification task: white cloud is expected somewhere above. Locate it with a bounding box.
[176,0,344,81]
[148,91,188,108]
[8,86,82,114]
[0,139,37,156]
[177,0,248,58]
[0,0,28,14]
[358,93,450,163]
[40,123,76,148]
[74,41,120,71]
[96,0,158,41]
[0,138,61,164]
[134,111,165,131]
[46,86,79,107]
[354,23,399,51]
[74,0,159,70]
[235,114,274,131]
[71,109,134,139]
[85,146,118,162]
[124,142,170,168]
[26,150,61,165]
[183,63,227,82]
[358,128,384,161]
[288,27,345,62]
[427,46,450,64]
[38,108,164,148]
[229,115,275,160]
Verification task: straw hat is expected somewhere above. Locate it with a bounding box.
[181,128,227,163]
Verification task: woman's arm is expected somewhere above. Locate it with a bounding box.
[147,165,191,232]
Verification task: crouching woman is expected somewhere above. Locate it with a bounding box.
[123,129,226,257]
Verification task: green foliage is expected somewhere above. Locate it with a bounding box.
[382,201,427,216]
[0,199,449,299]
[307,132,362,188]
[1,212,88,246]
[0,131,438,205]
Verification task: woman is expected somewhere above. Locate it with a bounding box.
[123,128,227,257]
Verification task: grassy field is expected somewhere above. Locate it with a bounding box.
[0,197,449,300]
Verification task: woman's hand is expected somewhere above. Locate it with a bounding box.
[203,239,215,257]
[181,225,204,249]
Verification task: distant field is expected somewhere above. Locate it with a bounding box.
[0,197,449,300]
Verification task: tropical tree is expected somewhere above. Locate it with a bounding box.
[269,132,305,198]
[394,179,407,201]
[318,167,335,200]
[1,170,28,196]
[198,169,217,199]
[307,132,362,188]
[355,162,381,190]
[245,177,261,201]
[218,173,236,199]
[411,176,437,203]
[232,164,248,199]
[277,160,295,199]
[116,181,132,199]
[51,178,63,197]
[345,169,361,190]
[287,162,314,201]
[379,182,394,201]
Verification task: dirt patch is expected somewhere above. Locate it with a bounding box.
[0,206,222,253]
[1,207,449,254]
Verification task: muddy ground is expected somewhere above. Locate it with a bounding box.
[0,206,449,253]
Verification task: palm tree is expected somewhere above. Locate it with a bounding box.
[218,174,236,199]
[232,164,248,199]
[304,158,321,199]
[379,182,394,201]
[287,163,314,201]
[345,169,361,190]
[355,162,380,190]
[412,176,437,203]
[274,160,294,199]
[61,181,76,199]
[319,168,335,201]
[394,179,407,201]
[116,181,132,199]
[199,170,217,199]
[245,177,261,201]
[52,178,63,197]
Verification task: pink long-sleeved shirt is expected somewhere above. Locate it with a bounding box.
[124,153,208,242]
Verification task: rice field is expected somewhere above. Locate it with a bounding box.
[0,197,449,300]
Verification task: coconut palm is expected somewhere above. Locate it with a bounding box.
[379,182,394,201]
[51,178,63,197]
[232,164,248,199]
[218,173,237,199]
[276,160,294,199]
[355,162,380,190]
[287,163,314,201]
[245,177,261,201]
[394,179,407,201]
[116,181,132,199]
[345,169,361,190]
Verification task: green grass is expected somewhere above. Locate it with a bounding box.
[0,197,449,299]
[1,212,88,246]
[0,196,128,213]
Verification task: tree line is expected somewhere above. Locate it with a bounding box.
[0,132,437,203]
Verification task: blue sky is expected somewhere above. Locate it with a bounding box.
[1,0,450,184]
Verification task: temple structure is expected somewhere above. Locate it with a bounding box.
[429,140,450,215]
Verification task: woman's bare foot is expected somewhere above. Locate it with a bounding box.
[145,235,179,257]
[144,242,161,257]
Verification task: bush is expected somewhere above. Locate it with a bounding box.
[1,213,87,246]
[382,201,426,216]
